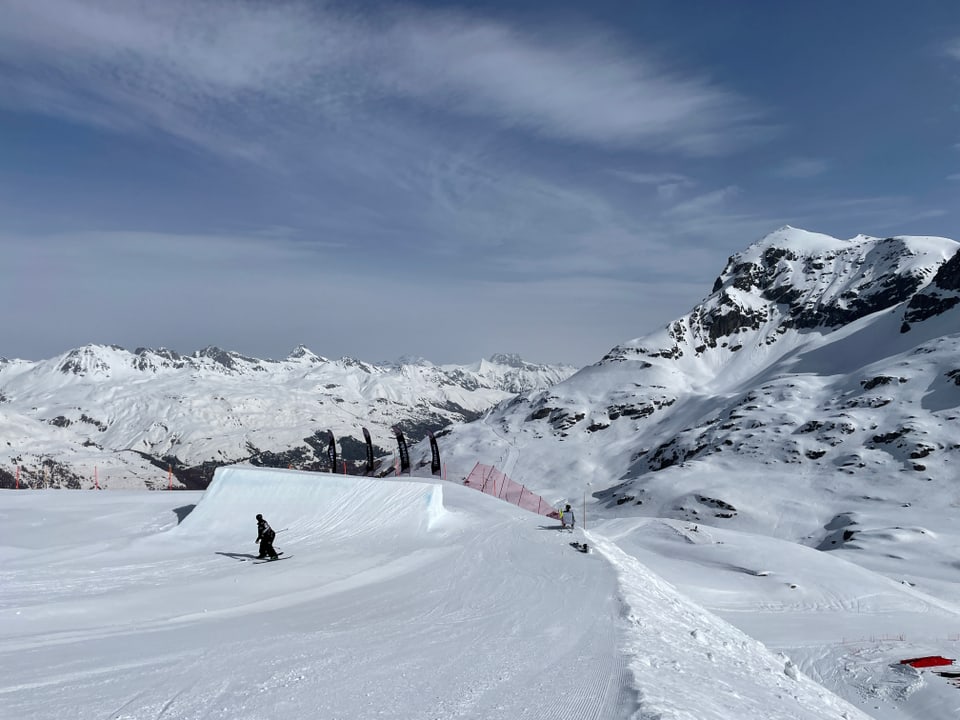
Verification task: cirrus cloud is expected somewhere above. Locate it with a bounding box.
[0,0,766,159]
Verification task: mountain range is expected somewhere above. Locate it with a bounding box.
[5,224,959,553]
[0,346,575,489]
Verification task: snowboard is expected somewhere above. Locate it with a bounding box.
[569,542,589,554]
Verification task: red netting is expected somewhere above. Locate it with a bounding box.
[459,463,559,518]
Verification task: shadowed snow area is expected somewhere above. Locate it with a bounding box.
[1,467,878,719]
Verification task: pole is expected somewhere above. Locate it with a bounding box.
[15,465,19,490]
[168,465,173,490]
[583,492,586,531]
[94,466,99,490]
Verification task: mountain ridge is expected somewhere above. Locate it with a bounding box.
[0,346,576,489]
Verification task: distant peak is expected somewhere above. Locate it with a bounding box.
[288,344,322,361]
[725,228,854,271]
[134,346,183,361]
[192,346,262,371]
[56,344,124,376]
[488,353,526,368]
[395,355,432,367]
[755,226,844,249]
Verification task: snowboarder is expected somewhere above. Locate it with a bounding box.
[560,503,575,530]
[255,514,279,560]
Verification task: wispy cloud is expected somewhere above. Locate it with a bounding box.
[774,157,828,179]
[666,186,740,217]
[608,170,697,201]
[0,0,764,159]
[609,171,694,186]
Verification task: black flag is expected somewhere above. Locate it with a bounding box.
[428,430,441,476]
[393,427,410,475]
[327,430,338,473]
[362,427,374,476]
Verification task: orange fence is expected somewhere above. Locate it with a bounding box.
[460,463,559,518]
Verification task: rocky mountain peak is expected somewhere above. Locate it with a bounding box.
[488,352,527,368]
[56,344,126,376]
[287,344,325,362]
[191,346,266,373]
[697,230,958,351]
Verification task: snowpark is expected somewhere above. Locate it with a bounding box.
[4,467,959,719]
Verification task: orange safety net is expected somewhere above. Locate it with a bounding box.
[459,463,559,518]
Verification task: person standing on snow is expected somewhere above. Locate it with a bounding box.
[560,503,575,530]
[255,514,279,559]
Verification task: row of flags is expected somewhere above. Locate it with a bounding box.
[324,427,441,477]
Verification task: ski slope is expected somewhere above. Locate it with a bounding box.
[0,467,917,719]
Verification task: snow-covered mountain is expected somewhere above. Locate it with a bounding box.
[431,226,960,546]
[0,346,575,489]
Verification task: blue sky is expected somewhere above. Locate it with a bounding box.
[1,0,959,366]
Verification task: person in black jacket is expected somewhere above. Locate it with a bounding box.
[255,514,279,559]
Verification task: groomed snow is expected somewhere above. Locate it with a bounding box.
[0,466,908,720]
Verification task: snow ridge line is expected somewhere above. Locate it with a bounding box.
[586,532,874,720]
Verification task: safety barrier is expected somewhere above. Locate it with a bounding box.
[460,462,559,519]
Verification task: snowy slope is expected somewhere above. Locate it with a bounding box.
[0,467,884,720]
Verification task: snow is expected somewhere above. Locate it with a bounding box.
[8,465,958,720]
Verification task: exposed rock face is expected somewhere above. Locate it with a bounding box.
[901,247,960,329]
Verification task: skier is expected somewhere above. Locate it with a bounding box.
[255,513,279,560]
[560,503,575,530]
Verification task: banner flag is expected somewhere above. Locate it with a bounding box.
[362,427,374,476]
[327,430,338,473]
[393,427,410,475]
[428,431,441,476]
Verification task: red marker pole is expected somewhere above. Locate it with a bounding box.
[168,465,173,490]
[15,465,19,490]
[94,466,100,490]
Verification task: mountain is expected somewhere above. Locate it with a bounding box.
[0,346,575,490]
[430,226,960,545]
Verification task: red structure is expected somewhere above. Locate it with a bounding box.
[460,463,559,519]
[900,656,955,668]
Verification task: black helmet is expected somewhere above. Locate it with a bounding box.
[256,513,263,520]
